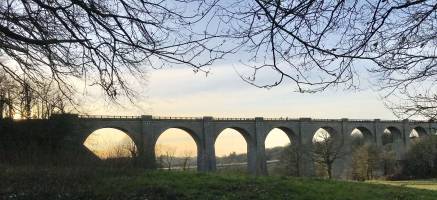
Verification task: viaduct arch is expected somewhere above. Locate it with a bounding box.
[69,115,437,176]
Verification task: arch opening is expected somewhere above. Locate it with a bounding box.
[215,128,249,173]
[348,127,377,180]
[382,127,402,146]
[83,128,138,160]
[313,127,337,143]
[350,127,373,147]
[410,126,427,140]
[155,128,198,171]
[381,126,405,163]
[265,127,296,176]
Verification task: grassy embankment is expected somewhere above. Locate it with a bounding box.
[1,165,436,200]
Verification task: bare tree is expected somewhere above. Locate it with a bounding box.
[0,71,76,119]
[33,81,71,119]
[163,147,176,171]
[213,0,437,118]
[2,0,437,117]
[312,131,346,179]
[19,81,33,119]
[351,144,380,181]
[124,140,138,159]
[385,91,437,120]
[228,0,437,88]
[0,0,229,101]
[182,150,193,171]
[0,70,18,119]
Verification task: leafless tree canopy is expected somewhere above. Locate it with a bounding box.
[385,89,437,119]
[0,69,71,119]
[213,0,437,118]
[0,0,227,99]
[221,0,437,91]
[1,0,437,117]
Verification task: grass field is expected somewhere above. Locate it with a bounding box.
[369,180,437,191]
[1,166,437,200]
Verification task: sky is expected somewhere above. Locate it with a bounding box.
[81,63,395,119]
[82,62,399,158]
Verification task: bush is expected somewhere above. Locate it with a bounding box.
[272,143,301,176]
[401,135,437,179]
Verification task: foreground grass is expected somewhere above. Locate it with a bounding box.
[1,166,437,200]
[369,180,437,191]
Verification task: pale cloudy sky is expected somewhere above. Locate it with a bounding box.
[82,63,398,158]
[82,63,395,119]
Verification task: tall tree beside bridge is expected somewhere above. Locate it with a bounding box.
[312,131,347,179]
[0,71,17,119]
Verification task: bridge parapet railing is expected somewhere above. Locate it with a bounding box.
[354,119,428,123]
[380,120,403,123]
[263,117,300,121]
[376,119,413,123]
[311,118,406,123]
[311,118,343,122]
[152,116,203,120]
[213,117,255,121]
[408,119,431,123]
[78,115,141,119]
[75,115,434,123]
[347,119,376,122]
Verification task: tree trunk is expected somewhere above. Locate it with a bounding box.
[0,98,4,119]
[6,91,14,118]
[183,158,188,171]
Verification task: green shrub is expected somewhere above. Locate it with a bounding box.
[401,135,437,179]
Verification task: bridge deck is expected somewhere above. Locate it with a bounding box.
[76,114,430,123]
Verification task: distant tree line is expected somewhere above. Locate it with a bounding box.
[154,145,195,171]
[0,70,74,120]
[163,130,423,179]
[276,135,437,180]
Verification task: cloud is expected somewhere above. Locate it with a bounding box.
[78,63,397,155]
[77,62,394,120]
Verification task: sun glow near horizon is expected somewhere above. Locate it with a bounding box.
[84,127,298,159]
[80,64,402,160]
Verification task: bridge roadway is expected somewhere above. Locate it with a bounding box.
[69,114,437,177]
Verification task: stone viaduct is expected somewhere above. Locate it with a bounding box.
[68,114,437,177]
